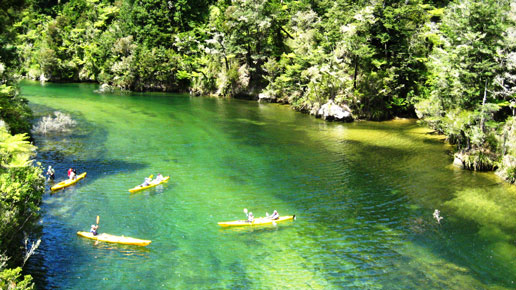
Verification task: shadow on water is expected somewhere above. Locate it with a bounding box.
[226,261,254,289]
[30,103,148,184]
[44,157,146,192]
[27,213,152,289]
[77,238,151,255]
[25,105,148,288]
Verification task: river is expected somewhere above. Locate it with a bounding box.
[20,81,516,289]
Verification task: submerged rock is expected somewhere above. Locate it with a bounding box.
[32,111,77,135]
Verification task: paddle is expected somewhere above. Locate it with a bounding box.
[96,215,100,226]
[244,208,249,220]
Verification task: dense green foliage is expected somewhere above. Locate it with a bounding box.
[0,85,33,135]
[1,0,34,136]
[0,127,44,261]
[415,0,516,174]
[0,91,41,290]
[1,1,45,288]
[14,0,440,114]
[0,127,43,290]
[8,0,516,181]
[0,266,34,290]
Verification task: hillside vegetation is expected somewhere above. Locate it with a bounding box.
[8,0,516,182]
[1,1,45,288]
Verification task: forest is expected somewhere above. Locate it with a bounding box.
[1,0,516,287]
[10,0,516,177]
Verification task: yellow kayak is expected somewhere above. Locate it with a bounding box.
[129,176,170,193]
[51,172,87,191]
[218,215,296,227]
[77,231,152,246]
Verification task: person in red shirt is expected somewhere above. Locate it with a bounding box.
[67,168,76,180]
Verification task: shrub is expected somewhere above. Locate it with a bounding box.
[496,155,516,183]
[455,149,497,171]
[0,265,34,290]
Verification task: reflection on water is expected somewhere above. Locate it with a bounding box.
[20,81,516,289]
[77,239,151,258]
[217,221,295,234]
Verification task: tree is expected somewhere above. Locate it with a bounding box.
[200,0,290,97]
[0,126,43,288]
[122,0,213,47]
[0,126,44,263]
[416,0,511,170]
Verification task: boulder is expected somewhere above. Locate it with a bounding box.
[258,92,276,103]
[453,156,464,168]
[97,83,114,93]
[317,100,353,122]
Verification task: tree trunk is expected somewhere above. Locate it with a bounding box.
[353,56,359,91]
[480,79,487,133]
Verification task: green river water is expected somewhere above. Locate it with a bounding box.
[20,81,516,289]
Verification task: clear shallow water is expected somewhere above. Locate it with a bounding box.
[20,81,516,289]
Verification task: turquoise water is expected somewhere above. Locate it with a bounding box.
[21,81,516,289]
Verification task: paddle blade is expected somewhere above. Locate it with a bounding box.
[96,215,100,225]
[266,212,269,217]
[149,174,153,179]
[243,208,248,214]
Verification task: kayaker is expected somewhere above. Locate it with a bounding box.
[46,165,55,181]
[269,210,279,220]
[68,168,76,180]
[154,173,164,183]
[141,177,151,187]
[247,212,254,223]
[90,224,99,236]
